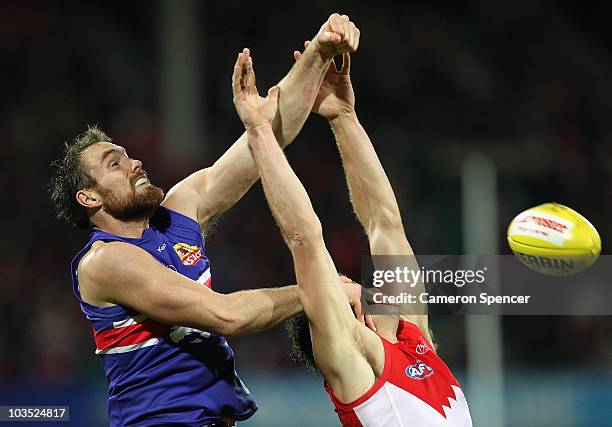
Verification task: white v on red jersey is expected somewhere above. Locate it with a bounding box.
[325,321,472,426]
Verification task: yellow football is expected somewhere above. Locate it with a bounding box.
[507,203,601,276]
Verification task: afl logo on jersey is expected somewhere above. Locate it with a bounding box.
[416,342,430,355]
[406,360,434,380]
[173,242,203,266]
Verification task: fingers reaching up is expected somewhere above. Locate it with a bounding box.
[232,48,259,101]
[232,48,279,129]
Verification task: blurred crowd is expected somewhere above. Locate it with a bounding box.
[0,0,610,388]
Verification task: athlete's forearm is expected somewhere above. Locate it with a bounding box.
[330,115,430,335]
[247,124,322,242]
[225,285,301,336]
[331,112,403,235]
[274,43,332,147]
[245,121,359,340]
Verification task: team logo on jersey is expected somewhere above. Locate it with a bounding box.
[406,360,434,380]
[173,243,203,266]
[416,342,431,355]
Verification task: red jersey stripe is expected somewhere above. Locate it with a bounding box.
[93,319,169,350]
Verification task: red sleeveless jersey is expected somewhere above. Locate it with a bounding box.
[325,321,472,426]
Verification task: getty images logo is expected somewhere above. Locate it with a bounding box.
[406,360,434,380]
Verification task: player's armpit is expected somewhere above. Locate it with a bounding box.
[77,241,241,336]
[290,237,383,401]
[160,172,203,223]
[312,318,386,404]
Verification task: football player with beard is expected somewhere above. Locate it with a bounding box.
[49,14,367,427]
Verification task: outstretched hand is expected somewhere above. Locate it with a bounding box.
[232,48,279,129]
[294,41,355,121]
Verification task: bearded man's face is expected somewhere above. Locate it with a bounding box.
[82,142,164,222]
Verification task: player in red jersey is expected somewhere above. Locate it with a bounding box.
[232,40,473,426]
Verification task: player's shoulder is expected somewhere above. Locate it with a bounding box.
[78,240,140,281]
[78,240,160,306]
[77,241,131,306]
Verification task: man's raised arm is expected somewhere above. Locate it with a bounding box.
[295,47,431,342]
[231,46,379,397]
[273,14,360,146]
[163,14,360,230]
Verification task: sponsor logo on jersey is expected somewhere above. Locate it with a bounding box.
[416,342,430,355]
[173,243,203,266]
[406,360,434,380]
[169,326,211,344]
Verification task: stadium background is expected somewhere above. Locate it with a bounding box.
[1,1,610,426]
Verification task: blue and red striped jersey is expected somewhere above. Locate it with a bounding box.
[70,207,257,426]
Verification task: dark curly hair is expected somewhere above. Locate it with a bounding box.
[285,313,320,375]
[49,126,111,230]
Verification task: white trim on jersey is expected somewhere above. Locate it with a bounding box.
[112,314,148,328]
[95,338,160,355]
[353,384,472,426]
[196,267,211,286]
